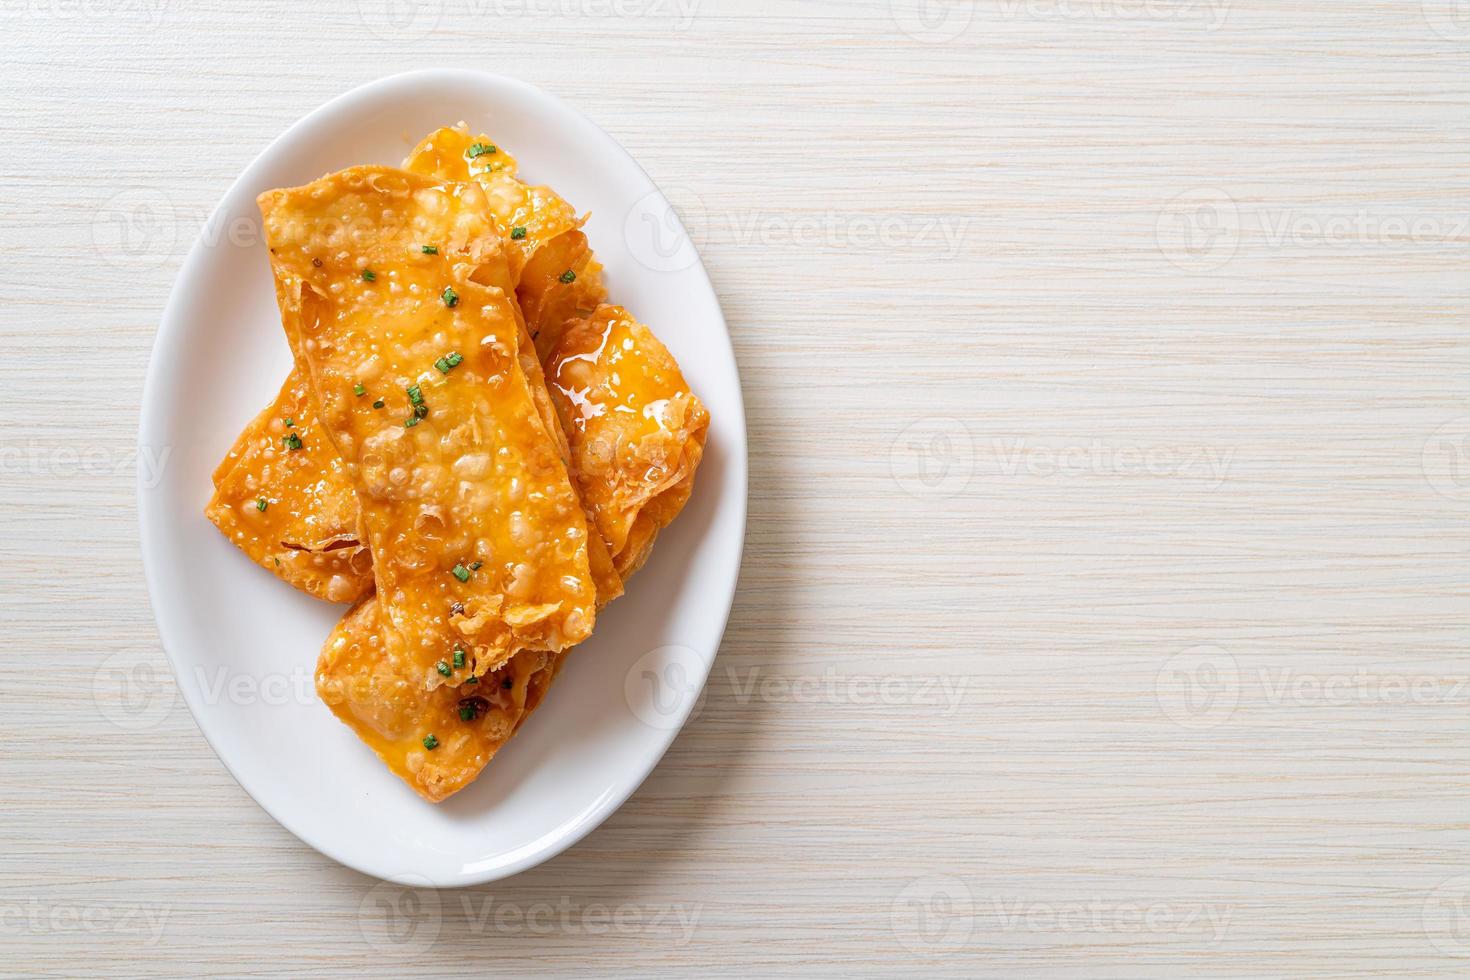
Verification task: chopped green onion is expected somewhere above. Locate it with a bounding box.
[283,433,302,451]
[413,403,429,419]
[407,384,424,405]
[467,143,497,158]
[459,703,478,722]
[372,399,384,409]
[436,660,452,677]
[452,564,470,582]
[510,226,527,240]
[283,418,294,427]
[422,734,439,750]
[465,675,479,685]
[435,351,464,374]
[468,561,482,571]
[453,648,466,669]
[559,269,577,284]
[421,245,438,255]
[361,269,376,282]
[353,383,366,397]
[256,498,269,512]
[442,286,459,308]
[405,416,420,428]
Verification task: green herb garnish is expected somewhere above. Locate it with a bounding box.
[559,269,577,284]
[442,286,459,308]
[453,648,465,669]
[436,661,452,677]
[353,383,366,397]
[283,433,302,451]
[422,734,439,750]
[451,564,470,582]
[467,143,497,158]
[510,226,527,240]
[435,351,464,374]
[256,498,268,512]
[361,269,376,282]
[421,245,438,255]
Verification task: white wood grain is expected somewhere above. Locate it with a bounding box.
[2,0,1468,975]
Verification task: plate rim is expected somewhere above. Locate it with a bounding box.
[137,68,747,887]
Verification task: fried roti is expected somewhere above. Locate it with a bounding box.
[259,165,598,685]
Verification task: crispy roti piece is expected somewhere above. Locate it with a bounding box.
[259,165,598,684]
[545,305,710,578]
[205,369,373,602]
[317,598,555,802]
[403,126,607,342]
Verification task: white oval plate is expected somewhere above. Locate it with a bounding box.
[138,70,746,887]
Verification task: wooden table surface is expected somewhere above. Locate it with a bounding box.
[3,1,1468,975]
